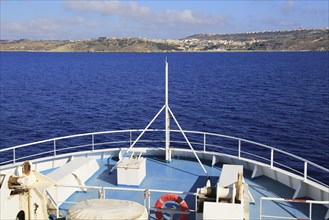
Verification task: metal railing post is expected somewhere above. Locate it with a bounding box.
[148,191,151,213]
[203,133,206,152]
[92,134,95,151]
[144,189,151,214]
[259,197,329,220]
[2,129,328,187]
[238,139,241,159]
[103,187,106,199]
[13,148,16,164]
[53,140,56,158]
[304,161,308,182]
[130,131,132,147]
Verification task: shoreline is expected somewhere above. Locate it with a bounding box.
[1,28,328,53]
[0,50,328,53]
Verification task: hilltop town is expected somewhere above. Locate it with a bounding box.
[1,28,328,52]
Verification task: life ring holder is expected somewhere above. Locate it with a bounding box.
[155,194,189,220]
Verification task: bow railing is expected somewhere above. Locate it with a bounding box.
[1,129,328,187]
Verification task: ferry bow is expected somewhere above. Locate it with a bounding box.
[0,60,328,220]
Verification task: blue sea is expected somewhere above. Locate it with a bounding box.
[1,52,328,183]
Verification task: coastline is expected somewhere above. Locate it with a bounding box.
[1,28,328,53]
[0,50,328,53]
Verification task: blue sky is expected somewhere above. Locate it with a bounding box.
[1,0,328,40]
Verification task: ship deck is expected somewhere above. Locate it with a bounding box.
[43,156,327,220]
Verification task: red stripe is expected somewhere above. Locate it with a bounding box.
[284,198,307,203]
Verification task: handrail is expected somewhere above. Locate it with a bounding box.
[1,129,328,186]
[55,184,197,218]
[260,197,329,220]
[56,184,198,196]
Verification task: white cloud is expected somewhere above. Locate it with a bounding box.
[281,0,296,15]
[1,1,229,39]
[65,1,150,19]
[1,19,59,39]
[65,1,228,27]
[152,9,225,26]
[1,17,87,40]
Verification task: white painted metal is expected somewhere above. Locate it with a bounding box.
[46,158,100,206]
[270,148,274,169]
[304,161,308,182]
[110,106,165,173]
[218,165,243,187]
[53,183,197,218]
[13,148,15,164]
[1,145,328,219]
[1,128,328,219]
[260,197,329,220]
[1,129,328,187]
[92,134,94,151]
[0,129,325,173]
[203,133,206,152]
[53,140,56,158]
[238,139,241,159]
[130,131,132,147]
[168,107,209,176]
[165,59,171,162]
[203,202,244,219]
[117,157,146,186]
[127,106,165,152]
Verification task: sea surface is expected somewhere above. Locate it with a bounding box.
[1,52,328,183]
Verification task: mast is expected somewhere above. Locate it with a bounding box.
[112,58,207,176]
[165,58,171,162]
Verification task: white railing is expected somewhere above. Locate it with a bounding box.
[54,184,197,218]
[260,197,329,220]
[0,129,328,186]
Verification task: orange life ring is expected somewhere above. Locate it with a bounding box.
[155,194,189,220]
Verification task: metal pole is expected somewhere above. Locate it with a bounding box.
[165,59,171,162]
[130,131,132,147]
[238,139,241,159]
[203,134,206,152]
[129,105,165,151]
[13,148,16,164]
[168,107,208,177]
[309,202,312,220]
[92,134,95,151]
[304,161,308,182]
[270,149,274,169]
[110,105,165,173]
[54,140,56,158]
[148,192,151,214]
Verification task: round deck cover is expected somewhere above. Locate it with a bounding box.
[67,199,148,220]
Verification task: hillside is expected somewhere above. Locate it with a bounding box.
[183,29,329,51]
[1,28,328,52]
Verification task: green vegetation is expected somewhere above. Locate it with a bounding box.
[1,28,328,52]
